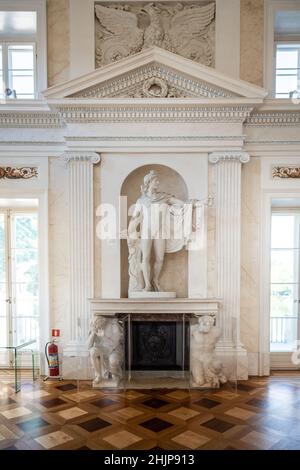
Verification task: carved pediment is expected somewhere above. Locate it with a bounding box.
[69,63,236,99]
[43,47,268,101]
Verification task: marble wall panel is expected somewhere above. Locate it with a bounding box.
[240,157,261,353]
[48,157,70,342]
[240,0,264,86]
[47,0,70,87]
[207,164,216,298]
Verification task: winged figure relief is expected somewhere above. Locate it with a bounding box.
[95,5,144,66]
[166,3,215,64]
[95,3,215,67]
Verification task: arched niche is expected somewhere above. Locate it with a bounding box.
[120,164,188,298]
[99,152,207,299]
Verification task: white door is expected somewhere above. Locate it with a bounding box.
[0,209,39,367]
[270,211,300,368]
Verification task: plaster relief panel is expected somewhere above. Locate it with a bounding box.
[95,1,215,68]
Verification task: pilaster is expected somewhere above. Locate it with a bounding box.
[209,151,250,378]
[62,151,100,354]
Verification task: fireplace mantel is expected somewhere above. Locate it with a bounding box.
[90,298,219,316]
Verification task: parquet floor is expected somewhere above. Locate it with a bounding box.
[1,370,300,450]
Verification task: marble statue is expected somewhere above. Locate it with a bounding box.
[190,315,227,388]
[87,316,123,387]
[95,2,215,68]
[127,170,201,295]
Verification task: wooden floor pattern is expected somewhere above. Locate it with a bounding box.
[1,371,300,450]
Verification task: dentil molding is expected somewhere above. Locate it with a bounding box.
[245,112,300,127]
[0,111,63,128]
[208,152,250,164]
[61,152,101,165]
[56,104,253,123]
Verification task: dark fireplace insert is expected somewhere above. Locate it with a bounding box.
[125,320,190,371]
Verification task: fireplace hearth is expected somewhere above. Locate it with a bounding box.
[125,321,190,371]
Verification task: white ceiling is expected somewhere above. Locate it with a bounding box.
[0,11,36,37]
[275,10,300,36]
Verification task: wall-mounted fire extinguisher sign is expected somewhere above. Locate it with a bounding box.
[43,329,62,381]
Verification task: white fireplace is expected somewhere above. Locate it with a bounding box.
[42,46,268,381]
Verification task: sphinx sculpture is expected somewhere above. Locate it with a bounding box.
[190,315,227,388]
[87,316,123,387]
[127,170,202,295]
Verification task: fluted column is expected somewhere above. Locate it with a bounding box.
[209,152,250,351]
[62,152,100,351]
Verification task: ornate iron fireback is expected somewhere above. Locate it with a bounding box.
[127,321,189,370]
[140,323,169,363]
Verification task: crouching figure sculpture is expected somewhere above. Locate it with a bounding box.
[191,315,227,388]
[87,316,123,387]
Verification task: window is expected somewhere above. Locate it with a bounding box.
[270,212,300,352]
[0,2,47,99]
[0,43,36,99]
[264,1,300,97]
[0,209,39,365]
[275,43,300,98]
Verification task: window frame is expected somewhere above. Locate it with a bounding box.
[270,209,300,352]
[264,0,300,98]
[0,41,37,99]
[0,0,47,100]
[274,41,300,98]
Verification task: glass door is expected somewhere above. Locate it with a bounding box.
[0,213,8,351]
[0,209,39,367]
[270,212,300,356]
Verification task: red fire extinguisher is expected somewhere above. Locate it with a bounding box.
[45,340,60,377]
[43,329,62,381]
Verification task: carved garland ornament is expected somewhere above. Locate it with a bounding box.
[0,167,38,179]
[272,166,300,179]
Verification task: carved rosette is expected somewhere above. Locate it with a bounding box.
[0,167,38,179]
[272,166,300,179]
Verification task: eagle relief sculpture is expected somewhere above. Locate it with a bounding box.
[95,2,215,67]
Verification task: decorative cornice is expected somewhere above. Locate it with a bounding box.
[0,141,65,146]
[56,104,252,123]
[67,135,244,142]
[209,152,250,164]
[0,111,63,128]
[272,166,300,179]
[245,112,300,127]
[0,166,38,179]
[61,152,101,165]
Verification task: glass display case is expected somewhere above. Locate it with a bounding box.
[0,339,38,392]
